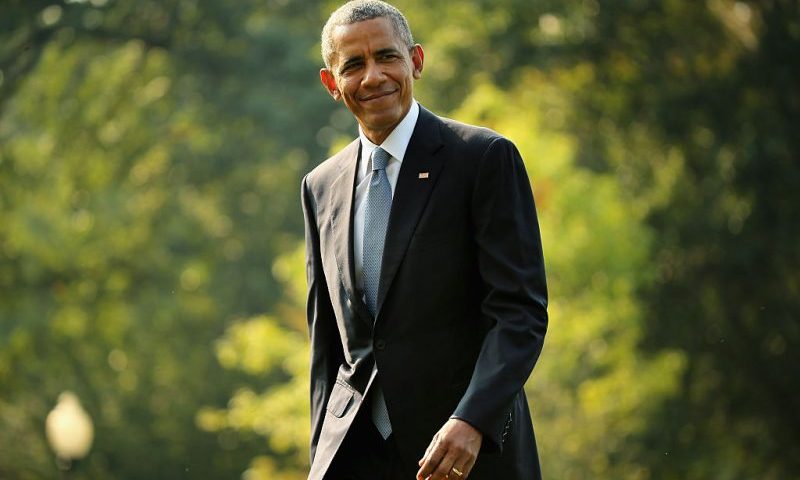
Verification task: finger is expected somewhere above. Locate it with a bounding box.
[449,464,466,480]
[416,441,447,480]
[419,432,440,464]
[459,451,478,479]
[440,445,476,480]
[444,451,471,480]
[417,452,444,480]
[428,450,460,480]
[419,438,435,466]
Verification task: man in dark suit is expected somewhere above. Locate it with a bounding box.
[301,2,548,479]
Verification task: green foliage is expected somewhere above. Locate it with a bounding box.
[552,1,800,477]
[452,76,686,479]
[197,245,310,478]
[1,0,797,478]
[0,1,327,477]
[198,315,309,477]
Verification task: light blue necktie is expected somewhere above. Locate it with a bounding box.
[363,146,392,439]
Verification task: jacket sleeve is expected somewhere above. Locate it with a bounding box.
[301,174,344,463]
[451,136,549,451]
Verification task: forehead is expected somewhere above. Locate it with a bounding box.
[331,17,405,57]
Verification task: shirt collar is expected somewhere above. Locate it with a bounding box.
[358,100,420,169]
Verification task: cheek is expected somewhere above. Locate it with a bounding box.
[342,91,359,108]
[341,83,360,103]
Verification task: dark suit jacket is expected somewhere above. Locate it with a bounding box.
[301,106,548,480]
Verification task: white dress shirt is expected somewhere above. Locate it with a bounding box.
[353,100,420,292]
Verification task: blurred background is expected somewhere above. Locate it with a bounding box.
[1,0,798,478]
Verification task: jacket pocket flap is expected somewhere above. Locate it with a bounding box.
[327,382,354,418]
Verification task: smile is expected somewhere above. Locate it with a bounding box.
[359,90,398,102]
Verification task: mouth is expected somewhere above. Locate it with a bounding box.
[359,89,398,102]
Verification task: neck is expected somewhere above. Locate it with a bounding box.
[361,124,398,145]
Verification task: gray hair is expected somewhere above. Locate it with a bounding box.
[321,0,415,69]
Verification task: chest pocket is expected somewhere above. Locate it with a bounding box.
[326,381,355,418]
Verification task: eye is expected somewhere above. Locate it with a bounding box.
[340,61,362,74]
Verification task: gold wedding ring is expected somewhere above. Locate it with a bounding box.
[451,467,464,477]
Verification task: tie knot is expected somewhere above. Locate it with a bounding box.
[371,147,390,171]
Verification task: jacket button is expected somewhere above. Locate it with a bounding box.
[375,339,386,350]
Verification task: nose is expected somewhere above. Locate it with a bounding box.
[361,59,385,87]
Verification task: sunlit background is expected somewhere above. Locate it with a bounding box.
[1,0,798,478]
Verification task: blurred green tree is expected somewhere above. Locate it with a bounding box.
[451,74,687,479]
[1,0,797,478]
[415,0,799,477]
[1,0,333,478]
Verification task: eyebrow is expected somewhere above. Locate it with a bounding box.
[338,47,402,73]
[375,47,401,57]
[339,55,363,73]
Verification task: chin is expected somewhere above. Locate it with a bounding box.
[364,111,402,129]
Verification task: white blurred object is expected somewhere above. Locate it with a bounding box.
[45,391,94,461]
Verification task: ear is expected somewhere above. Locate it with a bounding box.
[320,68,341,100]
[410,45,424,79]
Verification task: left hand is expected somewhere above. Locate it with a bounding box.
[416,418,482,480]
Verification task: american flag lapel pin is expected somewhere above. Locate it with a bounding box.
[418,172,430,179]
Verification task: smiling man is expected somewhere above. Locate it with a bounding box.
[301,2,548,479]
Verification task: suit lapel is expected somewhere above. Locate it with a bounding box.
[328,139,372,324]
[376,107,445,314]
